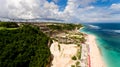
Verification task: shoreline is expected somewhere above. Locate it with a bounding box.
[86,34,106,67]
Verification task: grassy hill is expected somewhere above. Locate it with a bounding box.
[0,22,51,67]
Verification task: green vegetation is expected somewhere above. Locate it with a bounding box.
[71,61,80,67]
[76,46,82,60]
[47,23,83,31]
[47,24,62,31]
[75,61,80,66]
[0,22,19,28]
[0,27,18,30]
[71,65,75,67]
[72,56,77,60]
[0,22,19,30]
[77,51,81,60]
[58,44,61,51]
[0,22,51,67]
[79,37,86,43]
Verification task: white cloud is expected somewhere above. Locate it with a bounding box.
[0,0,43,19]
[0,0,120,22]
[62,0,120,22]
[110,3,120,10]
[0,0,60,20]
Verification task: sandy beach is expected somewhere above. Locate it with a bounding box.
[49,31,106,67]
[86,34,106,67]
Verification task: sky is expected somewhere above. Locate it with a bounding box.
[0,0,120,22]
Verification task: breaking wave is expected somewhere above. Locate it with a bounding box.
[88,25,101,29]
[102,29,120,33]
[112,30,120,33]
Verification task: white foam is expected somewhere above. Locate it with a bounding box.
[89,25,100,29]
[102,29,120,33]
[113,30,120,33]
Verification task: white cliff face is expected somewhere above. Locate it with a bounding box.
[50,41,79,67]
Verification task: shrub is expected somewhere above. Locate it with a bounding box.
[72,56,77,60]
[0,24,51,67]
[71,65,75,67]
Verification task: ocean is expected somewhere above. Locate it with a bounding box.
[80,23,120,67]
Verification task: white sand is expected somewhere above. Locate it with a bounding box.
[86,34,106,67]
[50,41,78,67]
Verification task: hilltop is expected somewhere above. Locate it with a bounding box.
[0,22,86,67]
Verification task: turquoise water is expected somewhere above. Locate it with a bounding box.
[80,23,120,67]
